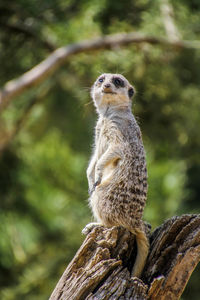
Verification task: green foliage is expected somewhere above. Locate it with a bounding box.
[0,0,200,299]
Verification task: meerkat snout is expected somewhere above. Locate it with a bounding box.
[102,83,113,94]
[104,83,111,88]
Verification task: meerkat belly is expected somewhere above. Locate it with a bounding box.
[93,157,147,227]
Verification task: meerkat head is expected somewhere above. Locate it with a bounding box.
[91,73,135,114]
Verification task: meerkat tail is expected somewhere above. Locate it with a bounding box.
[131,229,149,278]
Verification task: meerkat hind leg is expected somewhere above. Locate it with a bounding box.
[82,222,103,235]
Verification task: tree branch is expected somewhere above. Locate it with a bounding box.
[0,32,200,112]
[160,0,181,41]
[49,214,200,299]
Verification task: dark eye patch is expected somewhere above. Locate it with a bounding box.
[112,77,125,88]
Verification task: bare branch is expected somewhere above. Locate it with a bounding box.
[160,0,181,41]
[0,32,200,112]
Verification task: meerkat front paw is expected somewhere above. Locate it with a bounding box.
[94,168,102,186]
[89,180,101,195]
[82,222,102,235]
[88,180,95,195]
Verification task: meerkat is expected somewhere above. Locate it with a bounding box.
[83,73,149,278]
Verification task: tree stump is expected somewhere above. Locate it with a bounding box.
[49,214,200,299]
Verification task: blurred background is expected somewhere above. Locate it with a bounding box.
[0,0,199,299]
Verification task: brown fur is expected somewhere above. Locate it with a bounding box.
[83,73,149,278]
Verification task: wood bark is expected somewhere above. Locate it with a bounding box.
[49,214,200,300]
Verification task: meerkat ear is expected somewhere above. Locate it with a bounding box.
[128,87,134,98]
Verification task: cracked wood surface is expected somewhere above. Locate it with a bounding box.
[49,214,200,300]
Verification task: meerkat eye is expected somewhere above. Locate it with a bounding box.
[128,87,134,98]
[113,77,125,87]
[98,77,104,83]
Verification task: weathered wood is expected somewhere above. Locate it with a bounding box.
[144,215,200,299]
[49,214,200,300]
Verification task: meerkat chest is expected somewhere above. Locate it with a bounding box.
[95,117,126,157]
[96,122,110,156]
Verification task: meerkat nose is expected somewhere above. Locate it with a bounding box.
[102,83,113,94]
[104,83,111,88]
